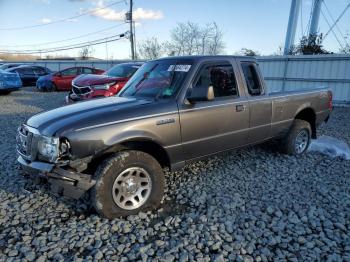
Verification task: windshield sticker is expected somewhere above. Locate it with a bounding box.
[167,64,191,72]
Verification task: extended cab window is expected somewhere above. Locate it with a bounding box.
[194,63,238,98]
[241,62,263,96]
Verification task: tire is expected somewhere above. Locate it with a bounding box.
[91,150,165,219]
[0,91,11,95]
[281,119,312,155]
[49,82,57,92]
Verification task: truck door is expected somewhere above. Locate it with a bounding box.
[240,61,272,143]
[179,60,249,160]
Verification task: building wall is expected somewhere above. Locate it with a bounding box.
[9,54,350,104]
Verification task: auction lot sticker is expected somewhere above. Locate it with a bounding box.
[167,64,191,72]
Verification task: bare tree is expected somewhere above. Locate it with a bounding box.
[272,45,284,56]
[167,21,225,56]
[339,32,350,54]
[79,46,94,60]
[236,48,260,56]
[138,37,164,60]
[340,44,350,54]
[206,22,225,55]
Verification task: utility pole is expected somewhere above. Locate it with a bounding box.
[129,0,135,60]
[309,0,322,37]
[284,0,301,55]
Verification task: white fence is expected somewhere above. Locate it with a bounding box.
[257,54,350,105]
[8,54,350,104]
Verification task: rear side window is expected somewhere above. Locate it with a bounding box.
[241,63,263,96]
[82,67,93,74]
[33,67,46,75]
[194,63,238,98]
[61,68,78,76]
[17,67,34,75]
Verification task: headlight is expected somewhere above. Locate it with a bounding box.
[92,82,115,90]
[37,136,59,162]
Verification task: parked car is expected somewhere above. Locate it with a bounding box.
[36,66,105,92]
[66,62,143,103]
[17,56,332,218]
[7,65,51,86]
[0,63,26,70]
[0,69,22,95]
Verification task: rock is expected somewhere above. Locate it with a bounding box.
[211,242,221,251]
[25,251,36,261]
[298,237,306,244]
[156,240,165,247]
[266,206,274,215]
[94,250,104,260]
[214,254,225,262]
[8,250,18,257]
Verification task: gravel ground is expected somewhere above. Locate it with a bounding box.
[0,87,349,261]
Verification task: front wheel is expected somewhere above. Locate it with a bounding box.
[91,150,165,218]
[281,119,312,155]
[49,82,57,92]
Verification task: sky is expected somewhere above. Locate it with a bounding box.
[0,0,349,59]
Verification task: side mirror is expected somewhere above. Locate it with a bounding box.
[55,72,61,77]
[187,85,215,103]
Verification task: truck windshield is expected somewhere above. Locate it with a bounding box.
[119,60,193,99]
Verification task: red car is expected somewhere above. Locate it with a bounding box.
[66,62,143,103]
[36,66,105,91]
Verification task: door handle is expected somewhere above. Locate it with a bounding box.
[236,105,245,112]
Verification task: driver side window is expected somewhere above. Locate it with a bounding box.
[194,63,238,98]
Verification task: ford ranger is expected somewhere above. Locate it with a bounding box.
[17,56,332,218]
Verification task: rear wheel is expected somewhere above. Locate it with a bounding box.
[281,119,312,155]
[91,150,165,218]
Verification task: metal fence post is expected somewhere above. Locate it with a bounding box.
[282,57,289,91]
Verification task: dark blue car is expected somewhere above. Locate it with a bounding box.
[7,65,51,87]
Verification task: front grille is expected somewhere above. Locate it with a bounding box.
[72,84,92,96]
[16,125,38,160]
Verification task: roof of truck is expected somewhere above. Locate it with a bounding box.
[155,55,257,62]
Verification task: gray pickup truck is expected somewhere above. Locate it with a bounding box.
[17,56,332,218]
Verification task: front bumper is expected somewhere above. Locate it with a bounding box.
[18,156,95,199]
[66,88,115,103]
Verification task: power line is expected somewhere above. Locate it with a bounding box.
[320,8,344,49]
[323,0,350,43]
[0,23,127,48]
[0,0,126,31]
[0,36,125,55]
[0,33,127,54]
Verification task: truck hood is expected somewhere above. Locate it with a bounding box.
[73,74,128,86]
[26,96,152,136]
